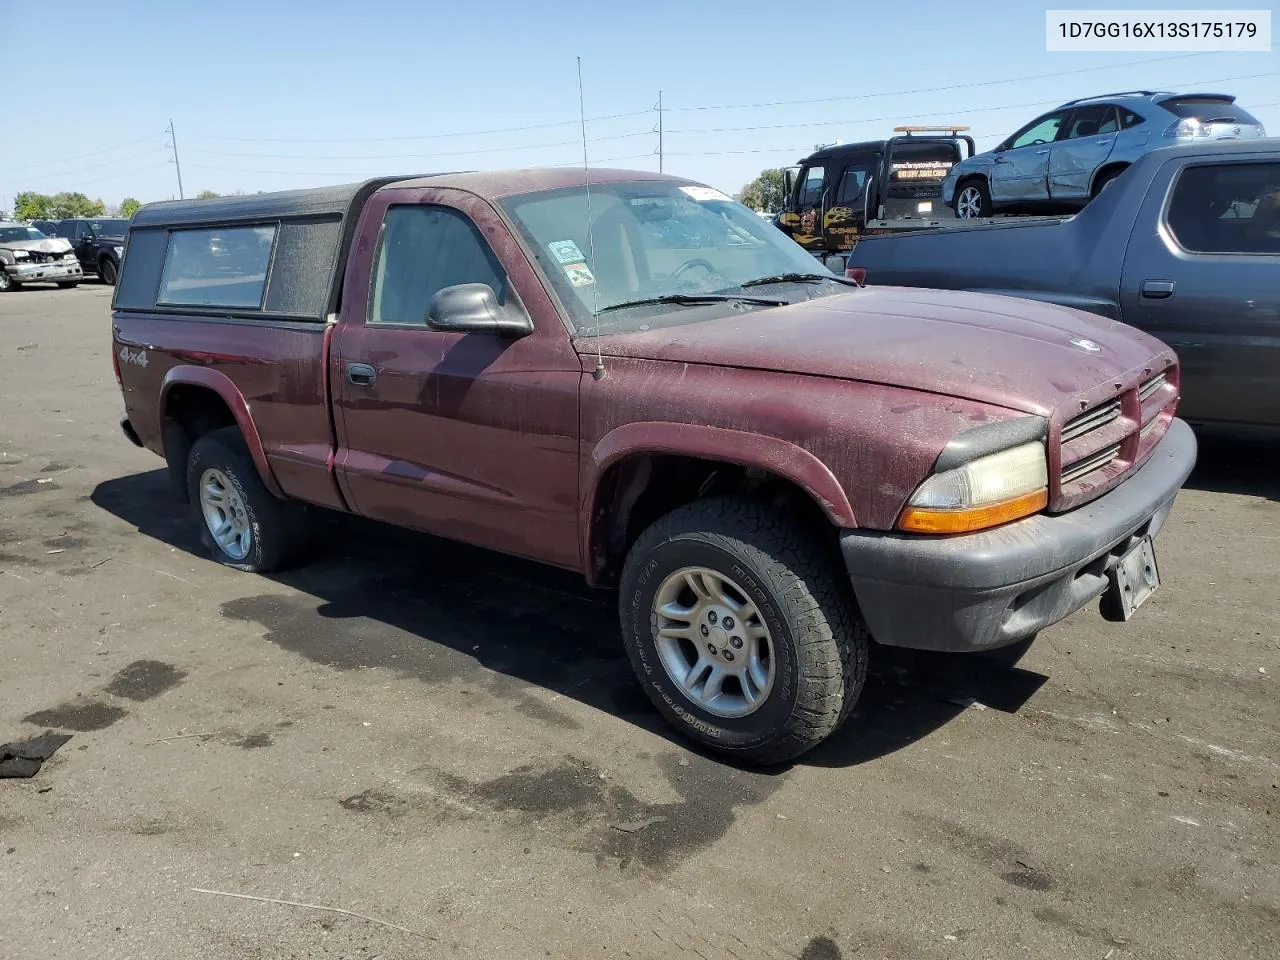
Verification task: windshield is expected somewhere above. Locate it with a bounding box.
[499,180,843,334]
[0,226,47,243]
[87,219,130,237]
[1161,98,1260,125]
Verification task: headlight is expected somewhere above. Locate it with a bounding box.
[114,245,124,257]
[12,250,30,260]
[898,440,1048,534]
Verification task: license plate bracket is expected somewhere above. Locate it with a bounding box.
[1101,536,1160,622]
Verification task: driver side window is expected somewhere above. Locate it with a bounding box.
[369,205,508,326]
[798,166,826,206]
[1010,112,1068,150]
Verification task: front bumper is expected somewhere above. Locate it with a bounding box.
[6,260,83,283]
[840,418,1197,653]
[940,176,957,205]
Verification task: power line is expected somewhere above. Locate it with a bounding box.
[669,52,1220,113]
[186,129,653,162]
[666,71,1279,136]
[183,109,654,145]
[186,149,660,178]
[72,163,174,189]
[9,147,169,181]
[5,134,161,175]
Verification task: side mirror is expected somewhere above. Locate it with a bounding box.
[426,283,532,338]
[782,168,795,204]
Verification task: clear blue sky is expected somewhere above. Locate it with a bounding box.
[4,0,1278,210]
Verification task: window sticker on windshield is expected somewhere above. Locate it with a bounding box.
[563,261,595,287]
[548,240,586,264]
[679,185,733,203]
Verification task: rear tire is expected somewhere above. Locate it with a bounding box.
[954,179,992,219]
[619,496,868,765]
[185,426,308,573]
[99,258,118,285]
[1091,167,1126,199]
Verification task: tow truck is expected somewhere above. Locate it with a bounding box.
[775,126,975,272]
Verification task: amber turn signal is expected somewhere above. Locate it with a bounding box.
[897,488,1049,534]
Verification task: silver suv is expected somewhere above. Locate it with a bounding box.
[942,91,1266,218]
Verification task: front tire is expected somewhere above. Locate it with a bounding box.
[99,257,118,285]
[619,497,868,765]
[185,426,307,573]
[954,179,992,219]
[0,272,16,292]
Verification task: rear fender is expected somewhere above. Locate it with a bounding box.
[582,421,857,579]
[159,366,284,498]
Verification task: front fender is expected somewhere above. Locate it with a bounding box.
[159,365,284,498]
[581,421,857,576]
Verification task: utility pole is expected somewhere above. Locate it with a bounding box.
[653,91,664,173]
[166,119,185,199]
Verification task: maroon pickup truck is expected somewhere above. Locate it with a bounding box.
[111,169,1196,763]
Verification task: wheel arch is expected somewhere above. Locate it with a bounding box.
[1090,162,1130,196]
[581,422,857,587]
[160,366,283,502]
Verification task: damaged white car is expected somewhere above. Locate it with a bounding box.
[0,223,83,291]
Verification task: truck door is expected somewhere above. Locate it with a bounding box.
[990,110,1069,203]
[1119,156,1280,426]
[1048,104,1119,201]
[823,155,877,253]
[330,186,584,569]
[789,162,830,250]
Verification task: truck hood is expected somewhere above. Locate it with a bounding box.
[0,237,73,254]
[592,287,1173,416]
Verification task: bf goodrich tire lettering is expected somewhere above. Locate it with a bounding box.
[618,496,867,764]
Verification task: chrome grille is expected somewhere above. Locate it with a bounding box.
[1139,372,1167,403]
[1062,444,1121,484]
[1062,400,1121,444]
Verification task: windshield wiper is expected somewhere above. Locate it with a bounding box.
[594,293,787,315]
[739,272,859,288]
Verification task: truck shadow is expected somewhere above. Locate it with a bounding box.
[91,469,1047,770]
[1183,425,1280,503]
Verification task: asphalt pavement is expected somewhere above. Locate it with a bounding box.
[1,284,1276,960]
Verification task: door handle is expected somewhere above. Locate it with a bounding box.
[1096,138,1115,145]
[345,362,376,386]
[1035,149,1050,155]
[1141,280,1176,299]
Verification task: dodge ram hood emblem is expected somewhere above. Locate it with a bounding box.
[1070,337,1102,353]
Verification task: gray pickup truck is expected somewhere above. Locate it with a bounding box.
[846,141,1280,429]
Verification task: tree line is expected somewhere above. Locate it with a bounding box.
[12,189,239,222]
[738,169,787,213]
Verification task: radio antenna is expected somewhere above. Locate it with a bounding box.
[578,56,605,381]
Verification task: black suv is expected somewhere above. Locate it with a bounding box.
[45,217,131,285]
